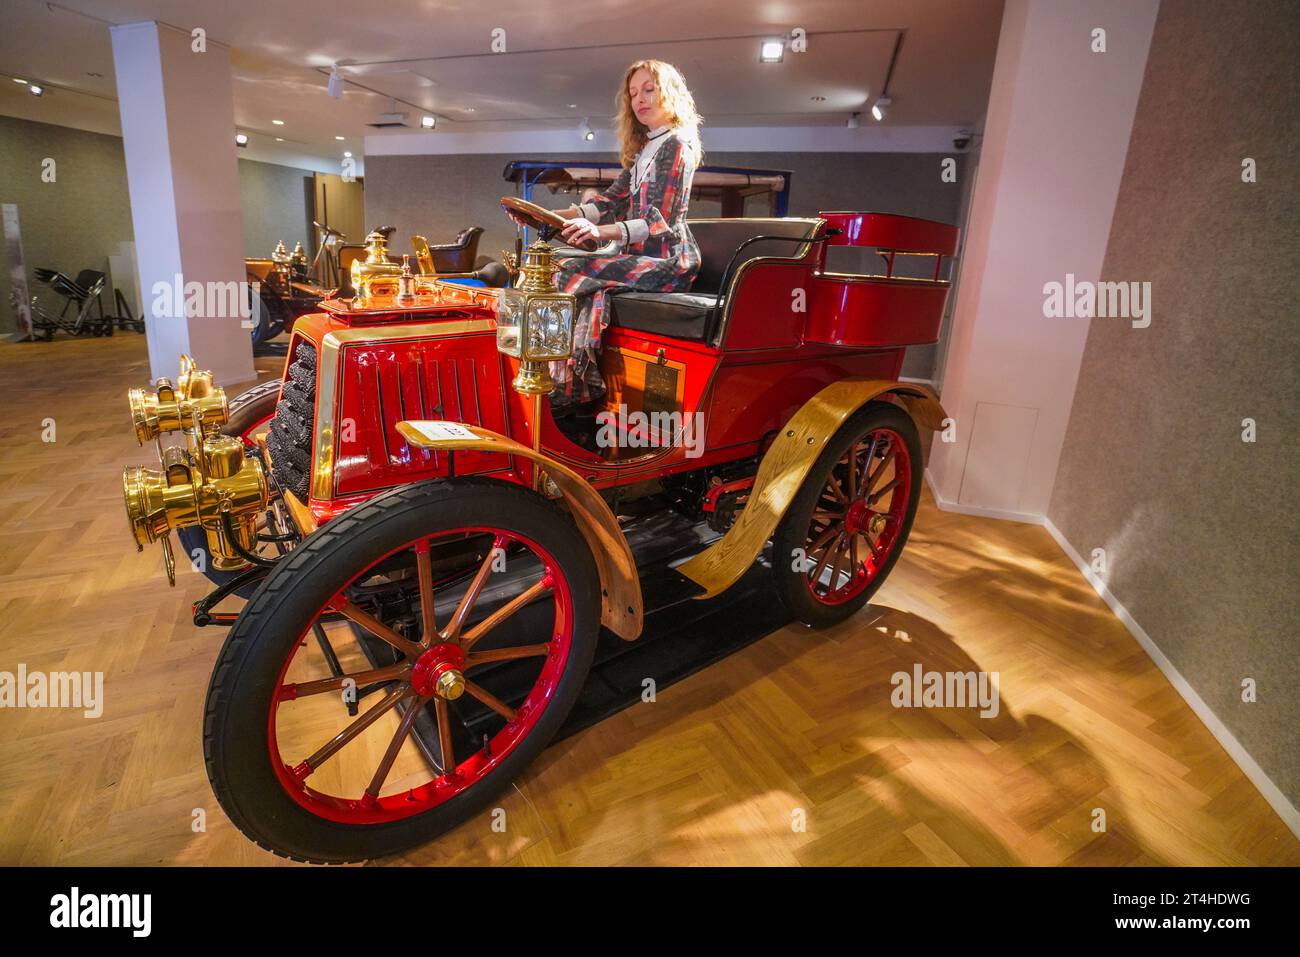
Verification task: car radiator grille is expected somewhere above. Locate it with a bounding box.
[266,339,317,500]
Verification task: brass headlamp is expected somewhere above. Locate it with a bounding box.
[495,240,576,395]
[122,356,270,585]
[128,355,228,444]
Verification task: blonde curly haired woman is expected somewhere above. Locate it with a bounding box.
[512,59,704,408]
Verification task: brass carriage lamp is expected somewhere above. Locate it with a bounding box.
[495,239,575,395]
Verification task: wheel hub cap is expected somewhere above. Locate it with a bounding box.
[411,643,466,698]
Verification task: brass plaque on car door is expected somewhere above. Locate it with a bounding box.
[642,362,680,419]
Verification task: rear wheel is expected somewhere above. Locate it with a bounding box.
[203,478,600,863]
[771,403,922,627]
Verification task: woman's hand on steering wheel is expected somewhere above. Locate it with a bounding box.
[559,218,603,250]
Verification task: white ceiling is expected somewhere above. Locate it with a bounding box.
[0,0,1003,169]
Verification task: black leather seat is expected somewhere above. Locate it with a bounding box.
[606,218,820,344]
[607,292,716,341]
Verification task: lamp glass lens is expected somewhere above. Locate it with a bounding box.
[526,297,574,360]
[496,291,525,357]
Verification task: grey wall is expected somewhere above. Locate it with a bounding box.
[0,115,319,334]
[1049,0,1299,804]
[239,158,314,262]
[364,149,966,378]
[0,115,134,333]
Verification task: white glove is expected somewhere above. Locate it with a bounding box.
[560,218,601,249]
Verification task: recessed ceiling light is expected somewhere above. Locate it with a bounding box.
[568,104,577,109]
[421,114,436,129]
[28,83,44,97]
[343,151,352,158]
[12,77,27,84]
[272,119,284,126]
[275,137,284,142]
[335,135,345,141]
[759,39,784,63]
[463,107,475,112]
[235,132,248,146]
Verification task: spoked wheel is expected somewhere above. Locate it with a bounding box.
[204,478,600,863]
[772,403,922,627]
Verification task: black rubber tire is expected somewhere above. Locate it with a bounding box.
[249,286,289,348]
[176,379,281,594]
[771,402,922,628]
[203,477,602,864]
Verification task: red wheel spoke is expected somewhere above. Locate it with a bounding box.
[829,537,850,593]
[441,537,505,643]
[864,530,882,560]
[857,435,881,495]
[464,680,516,720]
[302,685,409,775]
[459,574,553,653]
[283,662,408,700]
[434,697,455,775]
[866,446,895,495]
[810,529,845,588]
[335,600,423,660]
[465,643,552,667]
[365,696,425,799]
[868,475,900,506]
[415,541,437,647]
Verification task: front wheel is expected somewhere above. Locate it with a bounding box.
[203,478,601,863]
[771,402,922,627]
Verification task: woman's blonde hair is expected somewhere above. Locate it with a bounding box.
[615,60,703,169]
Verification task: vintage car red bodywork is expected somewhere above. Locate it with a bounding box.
[121,207,956,864]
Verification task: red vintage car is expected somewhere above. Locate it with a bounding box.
[121,198,956,863]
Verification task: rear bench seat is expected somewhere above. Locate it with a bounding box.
[606,218,822,343]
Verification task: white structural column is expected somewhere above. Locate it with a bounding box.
[927,0,1159,520]
[109,21,253,385]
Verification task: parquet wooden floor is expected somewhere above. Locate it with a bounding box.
[1,335,1296,866]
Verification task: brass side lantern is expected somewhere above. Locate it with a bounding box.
[495,240,575,395]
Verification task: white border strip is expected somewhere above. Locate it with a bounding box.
[924,467,1300,839]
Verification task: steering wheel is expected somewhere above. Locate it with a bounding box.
[500,196,570,241]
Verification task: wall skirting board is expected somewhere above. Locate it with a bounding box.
[923,467,1300,840]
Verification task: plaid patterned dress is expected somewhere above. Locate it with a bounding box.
[550,128,701,402]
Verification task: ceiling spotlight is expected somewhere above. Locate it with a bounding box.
[759,39,784,63]
[567,103,577,109]
[580,118,595,142]
[334,135,344,141]
[275,137,284,142]
[235,132,248,147]
[421,114,436,129]
[847,112,861,129]
[28,83,44,97]
[343,151,352,158]
[463,107,476,113]
[327,64,343,99]
[871,96,891,122]
[272,119,284,126]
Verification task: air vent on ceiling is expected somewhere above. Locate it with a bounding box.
[368,111,410,129]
